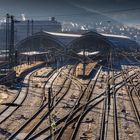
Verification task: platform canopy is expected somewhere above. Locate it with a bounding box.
[15,32,65,55]
[15,30,140,58]
[77,51,99,56]
[67,31,114,57]
[20,51,49,56]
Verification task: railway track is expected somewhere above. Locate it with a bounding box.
[24,66,74,139]
[6,67,62,140]
[27,71,129,140]
[99,70,110,140]
[26,62,139,140]
[7,65,76,140]
[111,68,140,140]
[1,52,139,140]
[0,67,55,139]
[51,66,101,140]
[112,71,119,140]
[25,66,104,139]
[69,67,102,140]
[0,69,37,125]
[41,71,126,140]
[27,86,106,139]
[121,67,140,127]
[115,55,140,139]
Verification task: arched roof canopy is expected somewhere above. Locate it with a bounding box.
[67,31,114,56]
[15,32,65,55]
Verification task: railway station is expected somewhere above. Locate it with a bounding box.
[0,16,140,140]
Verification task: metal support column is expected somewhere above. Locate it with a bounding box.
[27,20,30,37]
[9,15,15,70]
[48,87,52,140]
[31,19,34,35]
[6,14,10,63]
[83,49,86,79]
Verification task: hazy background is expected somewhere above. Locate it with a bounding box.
[0,0,140,28]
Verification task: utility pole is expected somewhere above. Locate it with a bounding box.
[6,14,10,63]
[9,15,15,70]
[27,20,30,37]
[31,19,34,35]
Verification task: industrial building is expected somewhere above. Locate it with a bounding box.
[0,17,62,50]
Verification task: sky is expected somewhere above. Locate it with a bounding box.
[0,0,140,27]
